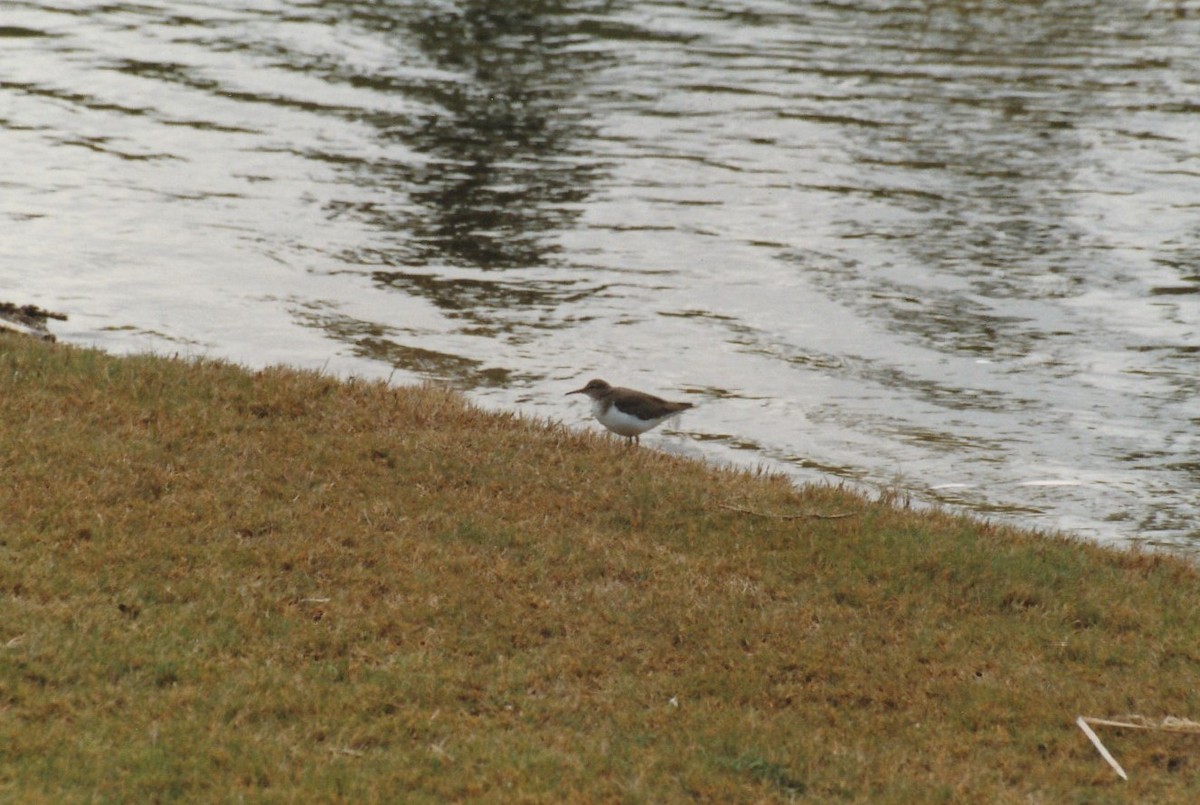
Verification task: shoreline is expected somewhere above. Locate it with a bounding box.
[0,301,67,341]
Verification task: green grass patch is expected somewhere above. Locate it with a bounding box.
[2,333,1200,801]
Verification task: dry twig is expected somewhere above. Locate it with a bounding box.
[1083,715,1200,733]
[1076,714,1200,781]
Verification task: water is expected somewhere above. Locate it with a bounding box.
[3,0,1198,549]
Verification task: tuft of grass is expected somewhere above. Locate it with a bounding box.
[3,332,1200,801]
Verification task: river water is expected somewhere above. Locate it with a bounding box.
[3,1,1198,549]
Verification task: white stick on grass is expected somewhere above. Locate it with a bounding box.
[1076,716,1128,781]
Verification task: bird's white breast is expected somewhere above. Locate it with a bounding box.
[593,399,670,437]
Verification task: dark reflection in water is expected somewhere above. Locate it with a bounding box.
[324,1,610,324]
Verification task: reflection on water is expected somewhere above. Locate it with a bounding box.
[2,0,1198,549]
[331,1,609,333]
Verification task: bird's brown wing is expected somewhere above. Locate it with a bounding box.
[612,391,693,420]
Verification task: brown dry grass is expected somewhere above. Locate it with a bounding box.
[2,333,1200,802]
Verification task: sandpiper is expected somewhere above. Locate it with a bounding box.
[566,378,694,445]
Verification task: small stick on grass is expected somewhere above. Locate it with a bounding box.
[1076,714,1200,781]
[1077,716,1128,781]
[1083,715,1200,733]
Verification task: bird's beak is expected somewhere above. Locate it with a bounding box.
[566,386,585,396]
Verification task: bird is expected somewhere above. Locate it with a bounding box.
[566,378,694,445]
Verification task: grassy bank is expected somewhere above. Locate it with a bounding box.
[2,333,1199,802]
